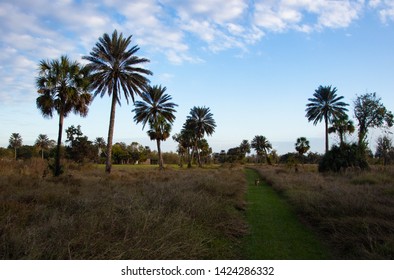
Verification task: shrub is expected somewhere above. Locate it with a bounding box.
[318,144,369,172]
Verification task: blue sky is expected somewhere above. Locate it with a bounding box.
[1,0,393,155]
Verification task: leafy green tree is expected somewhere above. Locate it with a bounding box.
[35,134,54,159]
[9,133,22,160]
[83,30,152,173]
[36,55,92,176]
[184,106,216,167]
[112,142,129,164]
[319,144,369,172]
[251,135,272,164]
[133,85,177,169]
[375,135,394,166]
[328,114,355,147]
[305,85,349,153]
[65,125,96,163]
[354,92,393,146]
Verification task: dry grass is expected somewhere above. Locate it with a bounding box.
[0,159,247,259]
[253,165,394,259]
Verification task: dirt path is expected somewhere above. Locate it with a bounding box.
[242,168,330,259]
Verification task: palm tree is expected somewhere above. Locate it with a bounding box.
[147,116,172,169]
[251,135,272,164]
[94,137,107,157]
[83,30,152,173]
[185,106,216,167]
[295,137,310,164]
[328,114,355,147]
[133,85,177,170]
[305,85,349,153]
[35,134,52,159]
[239,139,251,158]
[36,55,92,176]
[9,133,22,160]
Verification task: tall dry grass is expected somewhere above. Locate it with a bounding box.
[254,165,394,259]
[0,160,247,259]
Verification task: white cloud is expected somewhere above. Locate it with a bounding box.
[372,0,394,22]
[253,0,365,32]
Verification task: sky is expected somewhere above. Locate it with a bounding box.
[1,0,394,155]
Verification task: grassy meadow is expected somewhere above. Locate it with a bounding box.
[2,159,394,260]
[253,165,394,259]
[0,159,247,259]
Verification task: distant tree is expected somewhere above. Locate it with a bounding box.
[197,138,212,164]
[305,85,349,153]
[112,142,129,164]
[65,125,96,163]
[239,139,251,158]
[147,116,172,169]
[9,133,22,160]
[35,134,54,159]
[295,137,310,159]
[227,147,243,163]
[184,106,216,167]
[328,114,355,147]
[319,143,369,172]
[173,129,195,168]
[251,135,272,164]
[133,85,177,170]
[375,135,394,166]
[354,92,393,147]
[94,137,107,159]
[172,133,188,167]
[83,30,152,173]
[36,55,92,176]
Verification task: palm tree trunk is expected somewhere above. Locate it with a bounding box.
[195,139,202,167]
[55,112,64,176]
[325,116,329,153]
[157,138,163,170]
[41,149,44,160]
[106,93,117,173]
[14,148,17,160]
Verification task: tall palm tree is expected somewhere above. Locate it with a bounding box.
[251,135,272,164]
[328,114,355,147]
[147,116,172,169]
[133,85,177,170]
[185,106,216,167]
[83,30,152,173]
[9,133,22,160]
[35,134,52,159]
[36,55,92,176]
[305,85,349,153]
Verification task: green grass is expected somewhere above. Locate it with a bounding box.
[242,168,330,259]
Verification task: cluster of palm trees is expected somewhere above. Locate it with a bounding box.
[173,106,216,168]
[8,133,55,160]
[36,30,182,175]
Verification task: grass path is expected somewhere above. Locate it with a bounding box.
[242,168,331,259]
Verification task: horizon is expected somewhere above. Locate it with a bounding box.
[1,0,393,155]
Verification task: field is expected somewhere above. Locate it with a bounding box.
[0,159,246,259]
[1,159,394,259]
[253,165,394,259]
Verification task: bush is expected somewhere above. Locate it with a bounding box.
[319,144,369,172]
